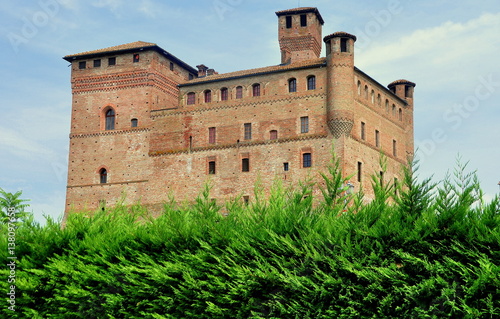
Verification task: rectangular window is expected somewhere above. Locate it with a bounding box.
[300,116,309,133]
[221,88,228,101]
[244,123,252,140]
[286,16,292,28]
[108,57,116,66]
[270,130,278,140]
[243,195,249,205]
[170,62,174,71]
[133,54,140,62]
[242,158,250,172]
[361,122,366,140]
[283,162,289,171]
[340,38,348,52]
[236,86,243,99]
[187,92,195,105]
[393,139,397,157]
[252,84,260,97]
[78,61,86,69]
[209,127,216,144]
[300,14,307,27]
[303,153,312,168]
[208,161,216,174]
[375,130,380,147]
[189,73,194,80]
[93,59,101,68]
[357,162,362,183]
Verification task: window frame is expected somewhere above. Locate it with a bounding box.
[288,78,297,93]
[99,168,107,184]
[307,75,316,90]
[93,59,101,68]
[133,54,140,63]
[300,116,309,133]
[302,153,312,168]
[208,161,216,175]
[204,90,212,103]
[236,86,243,99]
[108,57,116,66]
[187,92,196,105]
[252,84,260,97]
[220,87,228,101]
[244,123,252,140]
[208,127,216,144]
[78,61,86,69]
[270,130,278,140]
[242,158,250,172]
[105,108,115,130]
[131,118,138,128]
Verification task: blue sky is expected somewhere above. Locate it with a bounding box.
[1,0,499,223]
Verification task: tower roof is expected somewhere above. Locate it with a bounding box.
[323,31,357,42]
[62,41,197,74]
[388,79,416,88]
[275,7,324,25]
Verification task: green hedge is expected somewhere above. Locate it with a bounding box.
[1,158,499,318]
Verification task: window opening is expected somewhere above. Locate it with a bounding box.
[303,153,312,168]
[242,158,250,172]
[131,118,138,128]
[300,116,309,133]
[288,78,297,93]
[105,109,115,130]
[244,123,252,140]
[99,168,107,184]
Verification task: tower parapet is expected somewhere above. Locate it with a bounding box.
[324,32,357,138]
[388,79,416,107]
[275,7,324,64]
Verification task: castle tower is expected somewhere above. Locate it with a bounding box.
[388,79,416,157]
[323,32,357,139]
[275,7,324,64]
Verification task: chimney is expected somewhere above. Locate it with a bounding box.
[196,64,209,77]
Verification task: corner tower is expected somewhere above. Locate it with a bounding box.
[275,7,324,64]
[323,32,357,138]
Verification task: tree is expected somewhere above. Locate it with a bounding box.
[0,188,30,224]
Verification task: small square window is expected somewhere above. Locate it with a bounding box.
[108,57,116,66]
[93,59,101,68]
[286,16,292,28]
[189,74,194,80]
[340,38,348,52]
[133,54,140,63]
[78,61,86,69]
[131,118,138,128]
[283,162,289,171]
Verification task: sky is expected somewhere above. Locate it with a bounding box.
[1,0,499,223]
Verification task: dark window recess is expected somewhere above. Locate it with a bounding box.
[189,73,194,80]
[242,158,250,172]
[105,109,115,130]
[300,14,307,27]
[244,123,252,140]
[301,116,309,133]
[208,161,216,174]
[209,127,216,144]
[303,153,312,168]
[131,118,138,128]
[78,61,86,69]
[270,130,278,140]
[236,86,243,99]
[340,38,348,52]
[99,168,107,184]
[361,122,366,140]
[393,140,397,157]
[283,162,289,171]
[187,92,196,105]
[204,90,212,103]
[375,130,380,147]
[108,57,116,66]
[243,196,249,205]
[170,62,174,71]
[307,76,316,90]
[252,84,260,97]
[289,78,297,93]
[286,16,292,28]
[133,54,140,62]
[93,59,101,67]
[357,162,362,182]
[221,88,228,101]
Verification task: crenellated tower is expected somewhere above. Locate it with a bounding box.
[324,32,357,139]
[388,79,416,156]
[275,7,324,64]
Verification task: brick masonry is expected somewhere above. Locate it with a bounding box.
[62,7,415,218]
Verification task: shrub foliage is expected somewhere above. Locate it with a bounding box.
[1,158,500,318]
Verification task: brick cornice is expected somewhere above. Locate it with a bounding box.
[70,128,150,139]
[149,133,328,157]
[150,93,327,119]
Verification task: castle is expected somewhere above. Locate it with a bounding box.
[63,7,415,216]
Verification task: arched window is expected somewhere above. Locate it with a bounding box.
[252,83,260,97]
[392,104,396,116]
[99,168,107,184]
[377,94,381,106]
[357,81,361,95]
[105,109,115,130]
[204,90,212,103]
[131,118,138,127]
[385,100,389,113]
[307,75,316,90]
[288,78,297,93]
[399,108,403,121]
[187,92,196,105]
[236,86,243,99]
[371,90,375,104]
[220,87,228,101]
[364,85,368,99]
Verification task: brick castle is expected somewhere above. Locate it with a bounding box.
[63,7,415,216]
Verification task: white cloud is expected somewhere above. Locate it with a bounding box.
[0,126,57,160]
